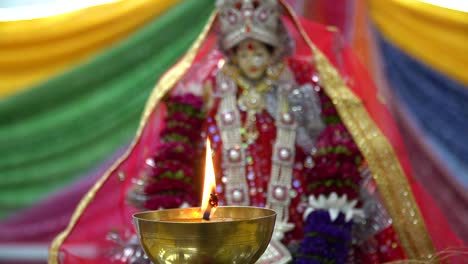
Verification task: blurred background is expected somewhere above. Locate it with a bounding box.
[0,0,466,263]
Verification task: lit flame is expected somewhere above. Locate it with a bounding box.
[201,139,217,216]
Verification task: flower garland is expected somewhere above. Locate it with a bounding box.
[306,92,363,200]
[143,94,205,210]
[295,77,364,262]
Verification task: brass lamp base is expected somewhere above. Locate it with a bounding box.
[133,206,276,264]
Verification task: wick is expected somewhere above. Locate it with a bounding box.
[202,193,219,221]
[202,210,211,221]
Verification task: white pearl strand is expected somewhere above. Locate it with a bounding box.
[216,71,250,205]
[216,65,298,225]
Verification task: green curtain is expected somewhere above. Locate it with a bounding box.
[0,0,214,218]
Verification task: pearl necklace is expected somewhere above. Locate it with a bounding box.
[215,63,297,226]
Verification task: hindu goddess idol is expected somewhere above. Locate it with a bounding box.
[49,0,463,263]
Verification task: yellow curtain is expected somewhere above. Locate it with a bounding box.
[368,0,468,86]
[0,0,180,98]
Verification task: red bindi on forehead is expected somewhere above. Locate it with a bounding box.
[247,42,255,50]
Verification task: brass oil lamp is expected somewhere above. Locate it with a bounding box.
[133,140,276,263]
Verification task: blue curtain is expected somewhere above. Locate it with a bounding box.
[378,35,468,186]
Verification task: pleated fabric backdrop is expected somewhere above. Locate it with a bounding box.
[368,0,468,242]
[0,0,212,224]
[0,0,180,97]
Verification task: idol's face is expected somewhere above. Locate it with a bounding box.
[234,39,272,81]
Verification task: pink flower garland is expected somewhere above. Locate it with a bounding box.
[143,94,204,210]
[295,61,365,262]
[306,91,363,200]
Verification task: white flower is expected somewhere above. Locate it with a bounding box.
[303,192,365,222]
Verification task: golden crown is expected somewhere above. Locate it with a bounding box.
[216,0,281,50]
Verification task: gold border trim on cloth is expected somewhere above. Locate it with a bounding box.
[48,12,217,264]
[279,0,436,261]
